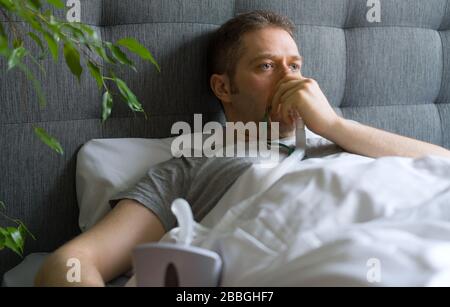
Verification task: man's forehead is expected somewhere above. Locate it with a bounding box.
[240,28,300,61]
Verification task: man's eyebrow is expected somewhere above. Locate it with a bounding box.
[248,54,303,65]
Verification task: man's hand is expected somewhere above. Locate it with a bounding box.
[270,75,340,136]
[268,74,450,159]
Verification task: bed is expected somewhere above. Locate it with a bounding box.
[2,0,450,286]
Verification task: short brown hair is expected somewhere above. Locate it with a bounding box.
[207,11,295,83]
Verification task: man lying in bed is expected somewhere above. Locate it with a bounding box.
[35,11,450,286]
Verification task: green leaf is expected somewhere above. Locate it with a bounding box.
[106,43,135,70]
[114,78,144,113]
[93,46,108,62]
[0,229,5,251]
[0,22,5,38]
[62,24,86,42]
[28,32,44,53]
[42,9,52,18]
[4,238,22,256]
[78,24,95,37]
[18,221,36,241]
[92,45,116,64]
[0,227,23,257]
[43,32,58,61]
[0,228,6,251]
[17,63,46,108]
[0,34,10,56]
[13,38,23,49]
[102,91,113,122]
[0,0,14,10]
[33,127,64,155]
[63,43,82,81]
[0,200,35,254]
[87,61,103,89]
[78,24,99,42]
[26,0,42,9]
[20,7,43,31]
[116,38,160,72]
[7,47,27,70]
[7,227,24,254]
[46,0,64,9]
[28,53,46,75]
[46,19,62,38]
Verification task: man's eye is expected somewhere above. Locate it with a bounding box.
[290,63,301,71]
[260,63,274,70]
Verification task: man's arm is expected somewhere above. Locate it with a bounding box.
[323,118,450,159]
[34,199,165,286]
[271,75,450,159]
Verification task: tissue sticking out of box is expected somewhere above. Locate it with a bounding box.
[295,118,306,150]
[171,198,194,246]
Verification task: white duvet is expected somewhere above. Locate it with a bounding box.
[7,135,450,287]
[146,148,450,287]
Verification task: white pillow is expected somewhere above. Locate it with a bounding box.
[76,137,176,232]
[75,126,330,232]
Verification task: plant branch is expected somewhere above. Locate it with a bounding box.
[0,6,22,43]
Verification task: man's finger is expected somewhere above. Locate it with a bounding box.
[270,77,309,117]
[281,103,294,126]
[270,79,300,113]
[275,74,303,89]
[280,83,305,104]
[272,78,300,106]
[276,85,305,123]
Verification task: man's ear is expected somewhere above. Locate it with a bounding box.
[210,74,233,105]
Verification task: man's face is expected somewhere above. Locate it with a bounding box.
[226,27,303,137]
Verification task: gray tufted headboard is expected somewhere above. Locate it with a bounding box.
[1,0,449,277]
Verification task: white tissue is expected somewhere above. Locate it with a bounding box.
[295,118,306,150]
[170,198,194,246]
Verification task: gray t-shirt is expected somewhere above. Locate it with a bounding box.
[109,137,343,232]
[109,156,254,232]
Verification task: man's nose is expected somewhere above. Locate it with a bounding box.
[276,65,298,84]
[280,63,299,78]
